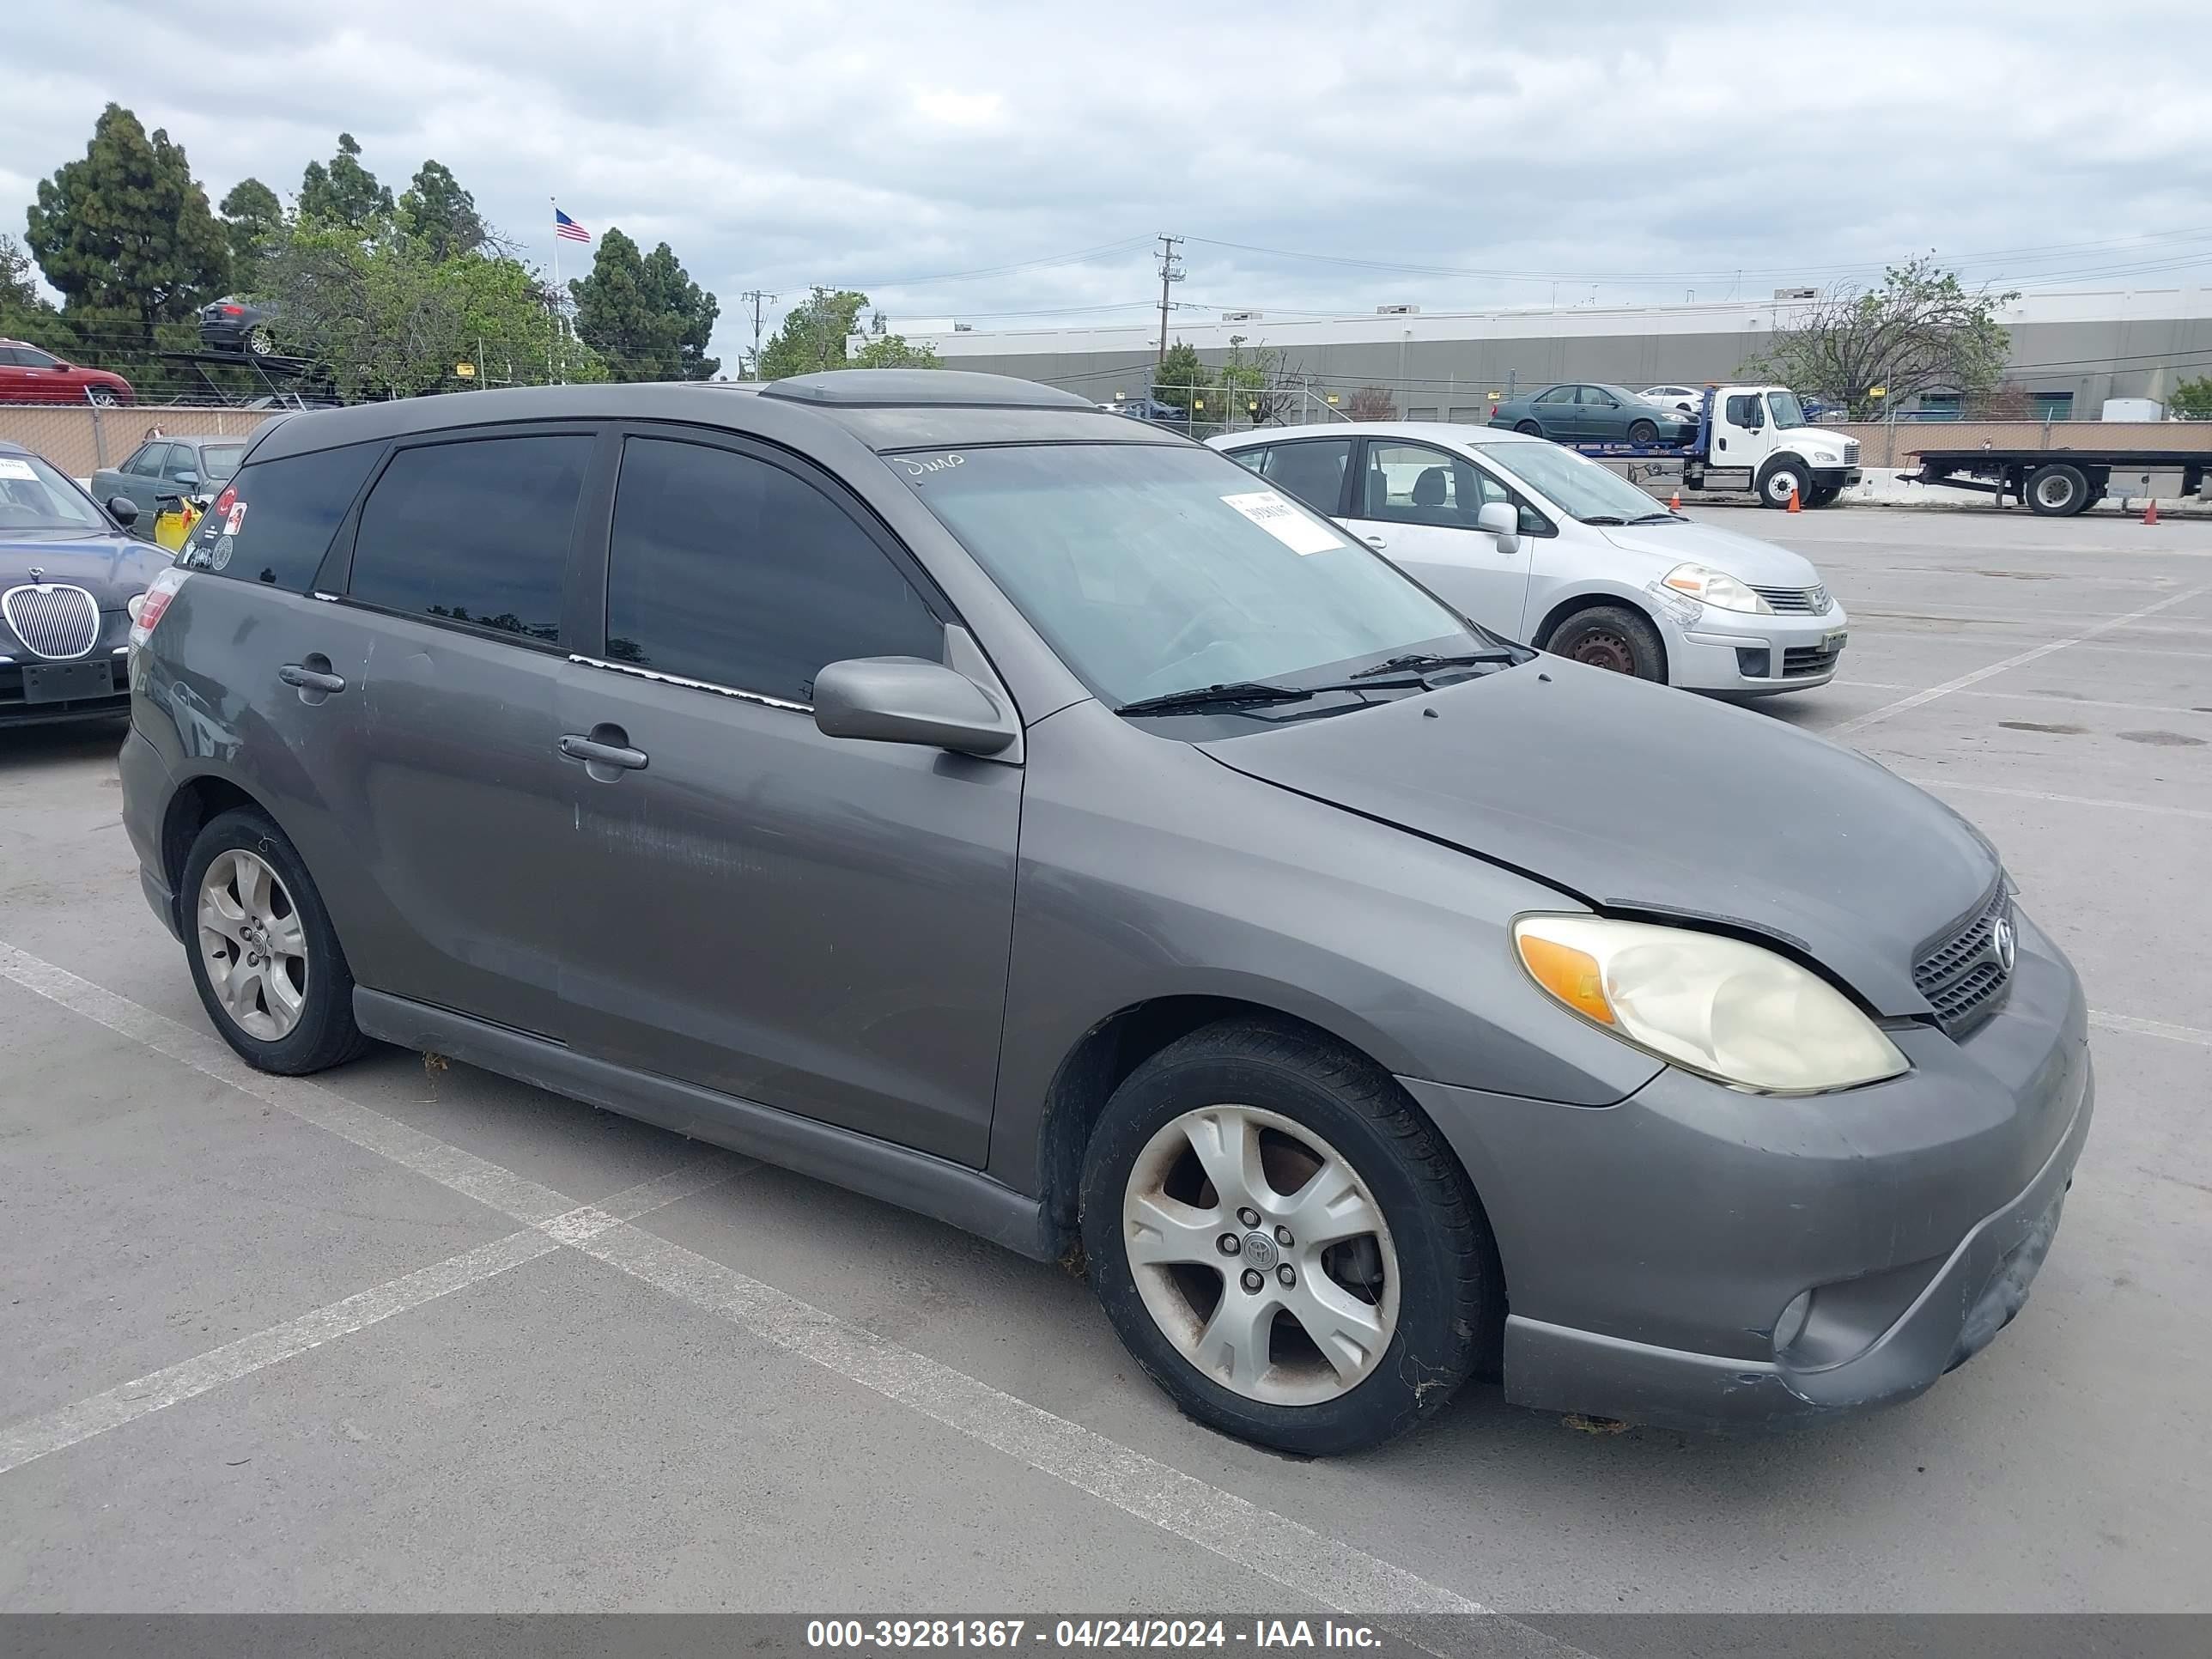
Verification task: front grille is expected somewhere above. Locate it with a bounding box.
[1843,439,1861,465]
[1753,583,1832,614]
[1780,643,1840,676]
[2,583,100,659]
[1914,884,2015,1036]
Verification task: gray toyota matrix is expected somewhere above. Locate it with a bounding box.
[118,372,2091,1454]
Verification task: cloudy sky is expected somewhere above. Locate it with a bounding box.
[8,0,2211,368]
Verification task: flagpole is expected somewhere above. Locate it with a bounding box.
[549,196,563,386]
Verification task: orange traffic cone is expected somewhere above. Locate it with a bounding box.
[1668,489,1681,510]
[2143,497,2160,526]
[1787,483,1802,513]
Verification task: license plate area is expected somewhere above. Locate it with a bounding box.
[21,660,115,703]
[1822,629,1848,654]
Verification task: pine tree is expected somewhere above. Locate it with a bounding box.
[298,133,393,230]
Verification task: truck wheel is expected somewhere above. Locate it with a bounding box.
[1758,459,1810,508]
[1514,420,1544,437]
[1079,1017,1502,1455]
[1808,484,1841,507]
[2026,463,2091,517]
[1543,604,1668,682]
[1626,418,1658,444]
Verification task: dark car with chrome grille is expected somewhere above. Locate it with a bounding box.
[0,441,167,726]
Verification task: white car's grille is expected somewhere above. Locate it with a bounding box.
[3,583,100,659]
[1752,584,1832,615]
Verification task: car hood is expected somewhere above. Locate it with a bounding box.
[1195,660,1996,1014]
[1596,520,1826,585]
[0,532,170,606]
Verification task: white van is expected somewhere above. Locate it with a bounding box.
[1210,422,1849,694]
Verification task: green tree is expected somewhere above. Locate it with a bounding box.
[1217,336,1299,428]
[1150,340,1212,416]
[849,332,942,369]
[218,177,284,290]
[1742,255,2017,418]
[568,228,720,381]
[297,133,393,230]
[757,287,869,379]
[398,161,486,261]
[23,103,228,362]
[0,233,76,354]
[2167,376,2212,421]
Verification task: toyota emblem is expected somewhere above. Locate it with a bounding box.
[1991,915,2016,974]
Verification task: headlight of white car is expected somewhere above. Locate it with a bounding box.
[1514,915,1910,1094]
[1661,562,1771,613]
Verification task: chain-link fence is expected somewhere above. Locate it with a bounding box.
[0,404,284,480]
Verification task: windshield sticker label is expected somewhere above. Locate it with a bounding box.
[0,458,37,480]
[896,453,964,477]
[1219,489,1345,555]
[223,500,248,537]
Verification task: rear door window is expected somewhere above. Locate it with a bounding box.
[348,434,589,645]
[178,440,384,589]
[604,435,942,704]
[1253,438,1351,516]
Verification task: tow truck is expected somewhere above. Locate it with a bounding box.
[1535,385,1863,508]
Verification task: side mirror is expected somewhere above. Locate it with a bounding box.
[106,495,140,527]
[173,471,199,490]
[1476,499,1521,554]
[813,657,1019,757]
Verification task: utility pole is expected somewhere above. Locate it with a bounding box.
[1153,234,1184,371]
[740,289,777,379]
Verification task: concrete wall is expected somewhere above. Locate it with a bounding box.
[0,404,282,480]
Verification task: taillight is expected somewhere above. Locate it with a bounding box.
[222,304,245,316]
[129,567,191,647]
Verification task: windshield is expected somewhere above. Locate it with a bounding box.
[1766,392,1809,429]
[893,442,1488,709]
[1468,439,1675,524]
[201,444,246,482]
[0,452,108,536]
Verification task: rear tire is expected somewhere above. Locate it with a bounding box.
[1543,604,1668,682]
[1080,1018,1501,1455]
[2026,462,2090,516]
[180,806,372,1074]
[1515,419,1544,436]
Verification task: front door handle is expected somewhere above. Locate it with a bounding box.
[560,732,649,772]
[1362,533,1387,549]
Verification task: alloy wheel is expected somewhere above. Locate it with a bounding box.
[1121,1104,1399,1406]
[196,848,309,1041]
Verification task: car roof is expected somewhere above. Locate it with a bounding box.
[241,371,1183,466]
[1212,420,1545,447]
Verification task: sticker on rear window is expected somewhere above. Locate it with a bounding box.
[223,500,247,537]
[1219,489,1345,555]
[0,458,36,481]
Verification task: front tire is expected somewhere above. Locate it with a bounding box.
[1080,1018,1501,1455]
[86,388,119,407]
[181,806,372,1074]
[1759,459,1810,508]
[1627,418,1658,443]
[1543,603,1668,681]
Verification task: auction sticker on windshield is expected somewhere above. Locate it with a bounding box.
[1220,489,1346,555]
[0,458,37,481]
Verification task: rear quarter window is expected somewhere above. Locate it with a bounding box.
[180,441,382,590]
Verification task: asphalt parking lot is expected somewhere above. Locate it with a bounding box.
[3,505,2207,1622]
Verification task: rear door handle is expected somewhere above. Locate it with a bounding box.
[1362,534,1387,549]
[560,733,649,771]
[277,663,346,694]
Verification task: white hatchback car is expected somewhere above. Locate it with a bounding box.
[1209,423,1849,694]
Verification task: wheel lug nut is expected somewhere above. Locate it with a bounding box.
[1237,1207,1261,1228]
[1216,1233,1240,1256]
[1277,1264,1296,1287]
[1274,1225,1293,1247]
[1241,1268,1264,1293]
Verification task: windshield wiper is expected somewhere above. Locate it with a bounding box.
[1578,515,1628,526]
[1115,674,1431,717]
[1628,511,1685,524]
[1351,649,1520,679]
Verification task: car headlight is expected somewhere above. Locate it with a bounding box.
[1662,562,1771,613]
[1513,915,1909,1094]
[1809,449,1838,465]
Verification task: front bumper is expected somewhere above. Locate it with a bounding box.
[1403,909,2091,1432]
[1666,601,1850,693]
[0,644,133,726]
[1813,465,1863,489]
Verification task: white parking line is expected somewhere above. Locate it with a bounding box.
[1835,583,2212,736]
[1836,681,2212,719]
[0,943,1496,1622]
[0,1159,747,1478]
[2091,1012,2212,1048]
[1896,776,2212,823]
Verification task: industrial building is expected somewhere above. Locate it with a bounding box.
[906,285,2212,420]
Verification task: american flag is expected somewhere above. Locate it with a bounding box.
[554,209,592,243]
